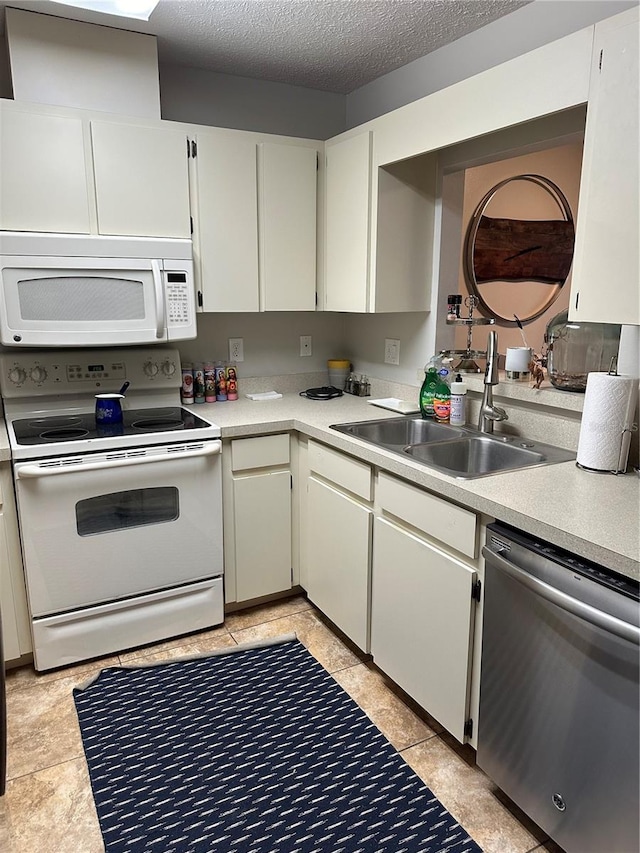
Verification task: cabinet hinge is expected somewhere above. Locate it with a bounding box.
[599,49,603,71]
[197,290,203,308]
[191,140,197,158]
[464,719,473,739]
[471,579,482,602]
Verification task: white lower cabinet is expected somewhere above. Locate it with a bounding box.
[371,472,483,745]
[371,517,476,743]
[0,464,31,663]
[304,441,373,651]
[223,434,293,604]
[306,478,372,651]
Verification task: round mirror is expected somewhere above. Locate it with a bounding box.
[463,174,575,323]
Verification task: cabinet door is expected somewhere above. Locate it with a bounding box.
[259,143,317,311]
[570,8,639,325]
[233,471,292,601]
[194,133,260,312]
[0,108,91,233]
[324,131,372,312]
[0,515,21,661]
[371,516,476,742]
[91,121,191,238]
[306,476,372,651]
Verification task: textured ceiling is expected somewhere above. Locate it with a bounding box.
[2,0,532,94]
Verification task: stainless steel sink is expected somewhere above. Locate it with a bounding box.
[406,436,547,478]
[330,415,576,479]
[331,416,466,448]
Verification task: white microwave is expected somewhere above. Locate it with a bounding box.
[0,232,197,347]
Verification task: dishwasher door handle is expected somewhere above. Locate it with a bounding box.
[482,546,640,646]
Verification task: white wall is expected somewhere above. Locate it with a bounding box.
[346,0,637,128]
[159,64,345,140]
[178,312,348,380]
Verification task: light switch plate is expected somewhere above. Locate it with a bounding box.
[384,338,400,365]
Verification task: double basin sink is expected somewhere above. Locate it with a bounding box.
[330,416,575,479]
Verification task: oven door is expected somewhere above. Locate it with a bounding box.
[0,254,195,347]
[14,440,222,617]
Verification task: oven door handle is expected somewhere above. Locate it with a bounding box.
[152,258,166,339]
[15,442,221,478]
[482,546,640,645]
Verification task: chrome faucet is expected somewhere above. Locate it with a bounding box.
[478,330,508,434]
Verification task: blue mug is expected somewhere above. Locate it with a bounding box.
[95,393,124,425]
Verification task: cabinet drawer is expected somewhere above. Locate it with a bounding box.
[377,472,477,558]
[231,434,290,472]
[308,440,372,501]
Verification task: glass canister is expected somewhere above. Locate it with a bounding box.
[545,310,621,392]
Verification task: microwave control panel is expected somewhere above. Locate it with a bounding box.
[166,273,191,326]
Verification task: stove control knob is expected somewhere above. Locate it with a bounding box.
[30,366,47,384]
[161,360,177,377]
[8,366,27,385]
[143,361,159,377]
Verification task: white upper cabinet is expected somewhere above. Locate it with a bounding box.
[193,133,260,312]
[324,131,372,312]
[0,102,191,239]
[0,106,91,233]
[90,121,191,239]
[259,143,317,311]
[193,130,319,312]
[570,7,639,325]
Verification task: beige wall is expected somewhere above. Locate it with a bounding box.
[454,141,584,356]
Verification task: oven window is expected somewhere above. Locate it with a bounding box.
[76,487,179,536]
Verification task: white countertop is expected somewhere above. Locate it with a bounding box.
[1,393,636,578]
[198,392,640,580]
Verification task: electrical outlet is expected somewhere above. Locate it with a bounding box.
[300,335,312,357]
[228,338,244,362]
[384,338,400,365]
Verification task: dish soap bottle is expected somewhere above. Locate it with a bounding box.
[420,358,440,419]
[449,374,467,426]
[433,374,451,423]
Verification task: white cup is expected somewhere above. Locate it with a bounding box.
[505,346,532,379]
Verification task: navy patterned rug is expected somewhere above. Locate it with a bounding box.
[74,636,482,853]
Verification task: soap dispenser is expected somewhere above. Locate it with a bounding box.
[449,374,468,426]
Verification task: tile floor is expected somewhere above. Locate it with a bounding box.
[0,595,564,853]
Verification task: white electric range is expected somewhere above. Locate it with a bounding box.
[0,348,224,671]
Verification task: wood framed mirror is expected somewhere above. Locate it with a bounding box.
[463,174,575,323]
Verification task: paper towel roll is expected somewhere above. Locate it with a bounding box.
[577,372,639,472]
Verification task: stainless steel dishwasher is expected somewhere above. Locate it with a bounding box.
[478,522,639,853]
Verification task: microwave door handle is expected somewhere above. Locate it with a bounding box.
[151,259,165,338]
[16,442,221,478]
